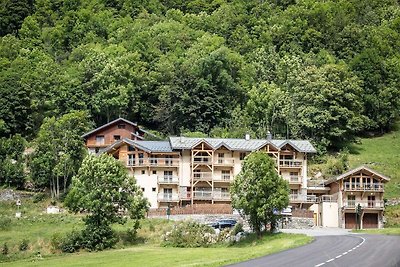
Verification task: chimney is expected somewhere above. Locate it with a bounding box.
[267,131,272,140]
[245,133,250,141]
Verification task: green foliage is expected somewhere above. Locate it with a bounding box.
[29,111,92,198]
[65,154,149,251]
[324,149,349,177]
[0,217,12,230]
[1,242,8,255]
[32,192,47,203]
[19,239,29,251]
[231,151,289,236]
[162,221,215,247]
[0,135,25,188]
[232,222,244,236]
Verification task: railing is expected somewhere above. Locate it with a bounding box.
[127,158,179,167]
[344,182,384,191]
[290,194,318,203]
[157,176,179,184]
[157,193,179,202]
[179,192,191,199]
[319,195,337,203]
[214,175,232,182]
[193,172,213,181]
[213,192,230,200]
[307,180,328,188]
[214,158,235,165]
[193,191,213,200]
[289,176,302,183]
[279,159,303,168]
[343,200,384,209]
[193,156,212,164]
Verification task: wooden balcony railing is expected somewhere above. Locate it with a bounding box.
[344,182,384,191]
[343,200,384,209]
[213,192,230,200]
[157,176,179,184]
[193,172,213,181]
[289,176,302,184]
[214,175,232,182]
[193,191,213,200]
[290,194,318,203]
[279,159,303,168]
[214,158,235,165]
[127,158,179,167]
[157,193,179,202]
[193,156,212,164]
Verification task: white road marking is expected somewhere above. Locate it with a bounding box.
[314,236,366,267]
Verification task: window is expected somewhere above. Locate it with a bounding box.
[95,148,100,153]
[128,154,135,166]
[150,155,158,165]
[141,188,145,192]
[128,145,135,151]
[163,188,172,199]
[114,135,121,140]
[218,153,224,163]
[240,153,247,160]
[95,135,105,145]
[222,170,230,180]
[152,170,157,175]
[141,170,145,175]
[165,155,173,165]
[347,195,355,207]
[138,153,144,165]
[118,124,126,129]
[368,196,375,208]
[152,187,156,192]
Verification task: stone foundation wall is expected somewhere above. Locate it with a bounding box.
[280,217,315,229]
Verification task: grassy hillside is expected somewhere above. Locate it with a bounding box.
[347,123,400,199]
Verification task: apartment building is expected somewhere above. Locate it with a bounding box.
[100,136,317,209]
[83,120,389,229]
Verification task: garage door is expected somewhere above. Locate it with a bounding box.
[345,213,357,229]
[363,213,378,229]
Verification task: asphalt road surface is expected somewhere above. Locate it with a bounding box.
[227,234,400,267]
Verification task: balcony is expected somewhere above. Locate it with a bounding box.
[193,172,213,181]
[214,175,232,183]
[344,182,384,192]
[279,159,303,168]
[157,193,179,202]
[288,176,302,184]
[343,200,384,209]
[157,176,179,185]
[214,158,235,166]
[193,156,212,165]
[127,158,180,167]
[213,192,230,200]
[290,194,318,203]
[319,195,337,203]
[193,191,213,200]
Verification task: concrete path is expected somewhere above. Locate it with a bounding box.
[281,227,351,236]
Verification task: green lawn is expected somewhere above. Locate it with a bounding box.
[347,123,400,199]
[352,228,400,235]
[2,233,312,267]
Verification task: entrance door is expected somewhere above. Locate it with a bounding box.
[345,213,357,229]
[363,213,378,228]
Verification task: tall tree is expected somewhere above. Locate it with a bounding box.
[231,151,289,236]
[65,154,149,250]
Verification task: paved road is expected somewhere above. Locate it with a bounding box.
[227,234,400,267]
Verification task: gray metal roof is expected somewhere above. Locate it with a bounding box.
[169,137,316,153]
[101,138,174,154]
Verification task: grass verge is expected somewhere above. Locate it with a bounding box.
[352,228,400,235]
[3,233,312,267]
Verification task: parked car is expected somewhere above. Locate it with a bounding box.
[211,219,237,229]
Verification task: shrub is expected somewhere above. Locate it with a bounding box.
[50,233,63,251]
[1,243,8,255]
[33,193,46,203]
[0,217,12,230]
[232,222,244,236]
[81,224,117,251]
[162,221,215,247]
[59,230,83,253]
[19,239,29,251]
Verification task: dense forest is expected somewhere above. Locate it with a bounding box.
[1,0,400,189]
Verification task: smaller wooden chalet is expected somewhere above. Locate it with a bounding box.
[82,118,147,153]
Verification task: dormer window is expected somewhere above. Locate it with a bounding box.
[118,124,126,129]
[114,135,121,140]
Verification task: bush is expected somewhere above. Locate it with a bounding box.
[19,239,29,251]
[1,243,8,255]
[33,192,46,203]
[162,221,215,247]
[0,217,12,230]
[59,230,83,253]
[232,222,244,236]
[81,224,117,251]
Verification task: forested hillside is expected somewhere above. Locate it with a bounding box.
[1,0,400,149]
